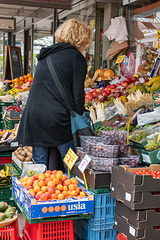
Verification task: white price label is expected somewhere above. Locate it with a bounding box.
[78,155,91,173]
[11,142,18,147]
[129,226,136,236]
[125,192,131,202]
[142,154,151,164]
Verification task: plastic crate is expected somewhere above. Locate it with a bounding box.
[0,152,12,157]
[74,219,117,240]
[117,233,128,240]
[0,187,11,200]
[12,161,22,175]
[0,156,12,164]
[22,229,31,240]
[92,192,115,221]
[0,218,21,240]
[2,118,19,130]
[24,219,75,240]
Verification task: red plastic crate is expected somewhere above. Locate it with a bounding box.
[0,219,21,240]
[0,156,12,164]
[24,219,75,240]
[22,229,31,240]
[118,233,128,240]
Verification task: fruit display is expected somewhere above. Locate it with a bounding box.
[89,102,105,123]
[92,68,115,81]
[145,135,160,152]
[26,170,39,177]
[20,171,87,201]
[146,75,160,94]
[101,130,127,145]
[14,146,32,162]
[137,47,158,76]
[114,89,153,115]
[0,129,16,144]
[0,202,16,221]
[133,169,160,178]
[89,156,118,172]
[87,142,119,158]
[130,129,151,142]
[0,169,5,177]
[118,156,139,168]
[5,105,22,113]
[11,73,33,88]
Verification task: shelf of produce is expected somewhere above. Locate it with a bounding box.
[12,195,92,224]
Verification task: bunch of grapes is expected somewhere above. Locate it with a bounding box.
[145,135,160,151]
[130,130,150,142]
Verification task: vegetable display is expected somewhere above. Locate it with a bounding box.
[0,202,16,221]
[14,146,32,162]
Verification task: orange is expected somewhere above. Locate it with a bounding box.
[27,73,32,78]
[34,186,41,193]
[71,190,78,197]
[51,193,58,200]
[24,75,28,79]
[52,170,58,175]
[56,172,63,180]
[63,179,71,186]
[28,77,33,81]
[68,184,75,191]
[55,190,61,195]
[63,186,68,191]
[80,191,86,198]
[52,178,59,186]
[19,76,25,81]
[47,181,55,188]
[56,184,63,191]
[62,191,68,198]
[62,175,67,182]
[45,178,51,184]
[71,178,78,185]
[45,172,50,178]
[75,187,80,194]
[39,180,46,188]
[58,194,64,200]
[39,174,45,181]
[41,186,48,193]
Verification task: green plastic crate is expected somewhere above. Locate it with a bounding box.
[0,187,11,200]
[0,152,12,157]
[12,161,22,175]
[0,101,17,114]
[2,118,19,130]
[12,195,92,224]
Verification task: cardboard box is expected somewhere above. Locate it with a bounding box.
[71,163,111,189]
[102,115,130,128]
[114,213,160,240]
[116,201,160,228]
[12,177,94,219]
[111,165,160,210]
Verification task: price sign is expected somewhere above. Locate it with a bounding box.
[116,55,126,64]
[155,31,160,49]
[64,148,78,170]
[78,155,91,173]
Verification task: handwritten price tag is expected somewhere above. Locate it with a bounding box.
[116,55,126,64]
[64,148,78,170]
[78,155,91,173]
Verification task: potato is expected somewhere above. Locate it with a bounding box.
[26,147,32,153]
[17,147,23,151]
[21,151,26,157]
[25,157,32,162]
[26,152,32,158]
[18,155,25,162]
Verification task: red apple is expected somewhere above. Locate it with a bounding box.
[114,92,122,98]
[110,84,116,89]
[105,90,111,96]
[27,186,33,191]
[92,92,98,98]
[35,194,41,200]
[131,76,138,82]
[126,78,132,84]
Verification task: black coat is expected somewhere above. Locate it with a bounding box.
[17,43,87,147]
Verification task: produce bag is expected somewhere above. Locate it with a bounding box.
[137,107,160,126]
[20,164,46,178]
[104,16,128,43]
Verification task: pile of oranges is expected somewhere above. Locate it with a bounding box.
[11,73,34,88]
[20,170,86,202]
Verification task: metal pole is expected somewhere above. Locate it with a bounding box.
[53,8,58,44]
[23,20,26,69]
[8,32,11,45]
[31,18,34,75]
[3,33,5,79]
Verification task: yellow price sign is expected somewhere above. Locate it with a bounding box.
[155,31,160,49]
[64,148,78,170]
[116,55,126,64]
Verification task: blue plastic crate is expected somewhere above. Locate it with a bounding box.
[89,218,114,230]
[92,192,115,220]
[74,219,117,240]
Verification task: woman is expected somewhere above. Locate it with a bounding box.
[17,19,92,167]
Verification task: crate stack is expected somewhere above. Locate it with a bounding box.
[74,191,117,240]
[0,100,17,129]
[111,164,160,240]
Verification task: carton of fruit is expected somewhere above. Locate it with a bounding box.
[111,165,160,210]
[12,175,94,219]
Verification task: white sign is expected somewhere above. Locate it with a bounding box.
[78,155,91,173]
[11,142,18,147]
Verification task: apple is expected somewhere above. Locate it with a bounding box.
[27,186,33,191]
[35,194,41,200]
[131,76,138,82]
[114,92,122,98]
[48,187,55,194]
[92,92,98,98]
[110,84,116,89]
[126,78,132,84]
[105,90,111,96]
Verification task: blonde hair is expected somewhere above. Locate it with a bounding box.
[55,19,92,51]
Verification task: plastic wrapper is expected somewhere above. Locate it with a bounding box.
[119,144,128,157]
[76,147,85,162]
[86,142,119,158]
[105,104,118,121]
[89,156,118,172]
[20,164,46,179]
[80,136,101,153]
[101,130,127,145]
[118,155,139,168]
[137,107,160,126]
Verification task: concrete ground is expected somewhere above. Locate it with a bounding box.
[18,213,25,237]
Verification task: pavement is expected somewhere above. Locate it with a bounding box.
[18,213,25,237]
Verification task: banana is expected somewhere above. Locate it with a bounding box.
[146,76,160,87]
